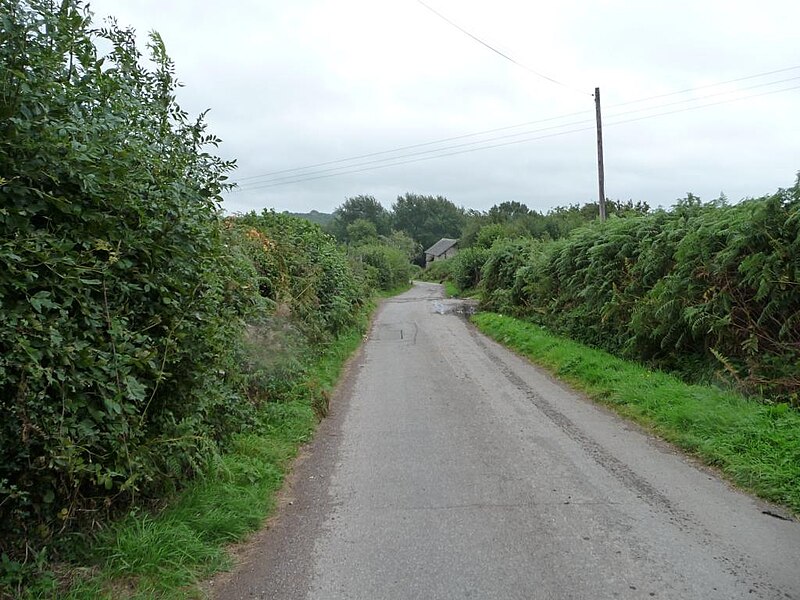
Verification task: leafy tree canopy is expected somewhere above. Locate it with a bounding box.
[330,195,391,241]
[488,201,531,223]
[392,193,466,252]
[380,230,422,261]
[347,218,379,246]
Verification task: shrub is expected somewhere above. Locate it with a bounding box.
[0,0,251,557]
[481,179,800,402]
[231,211,363,340]
[449,247,490,291]
[632,188,800,397]
[420,258,453,282]
[480,238,541,313]
[350,243,413,291]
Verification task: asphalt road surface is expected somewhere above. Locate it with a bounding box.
[211,282,800,600]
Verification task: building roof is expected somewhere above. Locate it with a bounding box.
[425,238,458,256]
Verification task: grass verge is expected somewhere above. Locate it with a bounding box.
[443,281,459,298]
[442,281,479,299]
[375,281,412,299]
[20,305,375,600]
[472,312,800,514]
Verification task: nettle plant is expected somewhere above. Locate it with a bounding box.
[0,0,250,557]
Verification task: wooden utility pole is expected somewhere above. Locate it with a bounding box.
[594,87,607,221]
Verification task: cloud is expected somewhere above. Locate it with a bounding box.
[88,0,800,215]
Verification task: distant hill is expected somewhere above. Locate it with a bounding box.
[284,210,334,226]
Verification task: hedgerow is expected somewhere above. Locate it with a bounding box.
[349,243,414,291]
[481,181,800,402]
[480,238,542,313]
[419,258,453,282]
[448,247,489,291]
[631,189,800,398]
[0,0,262,560]
[0,1,368,572]
[231,211,362,340]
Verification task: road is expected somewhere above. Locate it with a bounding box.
[211,282,800,600]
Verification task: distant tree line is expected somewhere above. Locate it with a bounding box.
[326,193,650,265]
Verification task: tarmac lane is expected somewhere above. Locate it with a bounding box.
[210,281,800,600]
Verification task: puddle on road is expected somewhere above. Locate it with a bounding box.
[432,299,478,317]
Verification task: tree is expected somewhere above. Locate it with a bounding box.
[347,218,379,246]
[392,193,466,252]
[488,201,530,223]
[459,209,489,248]
[475,223,510,248]
[380,230,422,261]
[330,195,390,241]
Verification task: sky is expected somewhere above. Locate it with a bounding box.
[88,0,800,215]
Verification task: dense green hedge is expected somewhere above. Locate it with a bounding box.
[232,211,362,339]
[448,247,489,291]
[480,238,542,312]
[0,2,367,565]
[0,0,254,556]
[481,182,800,402]
[419,257,453,282]
[420,248,489,292]
[349,243,414,291]
[221,212,363,423]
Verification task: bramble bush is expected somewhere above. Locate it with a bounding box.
[231,211,362,340]
[0,0,387,586]
[221,212,363,423]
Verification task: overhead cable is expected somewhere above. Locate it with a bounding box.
[231,83,800,191]
[236,75,799,188]
[234,108,591,181]
[233,64,800,187]
[608,64,800,108]
[414,0,588,96]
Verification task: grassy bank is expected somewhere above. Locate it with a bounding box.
[472,312,800,514]
[14,307,374,600]
[443,281,459,298]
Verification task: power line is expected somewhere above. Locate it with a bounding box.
[237,125,597,190]
[234,77,800,190]
[607,83,800,130]
[231,83,800,191]
[233,64,800,186]
[608,64,800,108]
[606,75,800,118]
[237,115,596,187]
[238,75,800,188]
[414,0,588,96]
[235,108,591,181]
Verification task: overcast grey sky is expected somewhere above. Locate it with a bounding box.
[90,0,799,214]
